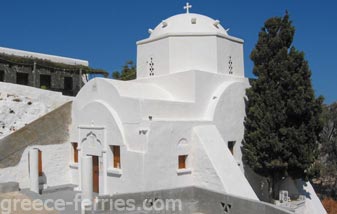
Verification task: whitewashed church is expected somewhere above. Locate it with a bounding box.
[70,4,257,199]
[0,3,326,214]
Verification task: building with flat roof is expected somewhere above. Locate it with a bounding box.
[0,47,108,96]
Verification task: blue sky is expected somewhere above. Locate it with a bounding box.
[0,0,336,104]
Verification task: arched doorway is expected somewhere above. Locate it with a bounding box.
[80,130,104,194]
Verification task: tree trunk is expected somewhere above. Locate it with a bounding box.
[267,177,273,202]
[272,172,283,200]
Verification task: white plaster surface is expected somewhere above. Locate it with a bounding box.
[81,156,93,201]
[191,125,258,200]
[29,148,39,193]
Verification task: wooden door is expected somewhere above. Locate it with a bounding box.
[92,156,99,193]
[38,150,43,176]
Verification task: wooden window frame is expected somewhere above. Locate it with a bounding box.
[178,155,188,169]
[72,142,78,163]
[38,150,43,176]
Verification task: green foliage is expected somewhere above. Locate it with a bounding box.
[320,103,337,166]
[316,102,337,198]
[242,12,323,198]
[112,60,136,80]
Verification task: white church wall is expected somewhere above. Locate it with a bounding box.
[217,37,244,76]
[191,125,258,200]
[105,150,144,194]
[211,81,250,170]
[70,70,253,197]
[142,121,195,192]
[169,36,218,74]
[71,79,142,133]
[136,71,196,102]
[137,38,170,78]
[0,143,71,189]
[191,126,227,192]
[123,122,149,152]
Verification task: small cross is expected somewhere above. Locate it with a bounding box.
[184,2,192,14]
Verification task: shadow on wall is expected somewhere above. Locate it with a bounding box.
[0,102,72,168]
[244,165,271,202]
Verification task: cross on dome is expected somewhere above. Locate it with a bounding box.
[184,2,192,14]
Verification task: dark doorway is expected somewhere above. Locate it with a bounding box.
[16,73,29,85]
[64,77,73,90]
[0,70,4,82]
[40,74,51,89]
[92,156,99,193]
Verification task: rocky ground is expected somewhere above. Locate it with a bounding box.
[0,92,47,139]
[0,82,73,140]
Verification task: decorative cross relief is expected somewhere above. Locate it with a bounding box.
[148,57,154,76]
[184,3,192,14]
[228,56,233,74]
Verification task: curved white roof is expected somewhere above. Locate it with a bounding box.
[149,13,228,39]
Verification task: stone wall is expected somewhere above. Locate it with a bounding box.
[0,63,82,96]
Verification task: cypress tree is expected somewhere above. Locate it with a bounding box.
[242,12,323,199]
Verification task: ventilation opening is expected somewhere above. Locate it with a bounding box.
[228,141,236,155]
[191,18,197,24]
[16,72,29,85]
[40,74,51,89]
[148,57,154,76]
[228,56,233,75]
[221,202,232,214]
[162,21,168,28]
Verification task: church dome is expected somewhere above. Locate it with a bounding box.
[149,13,228,38]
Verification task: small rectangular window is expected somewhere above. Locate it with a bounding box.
[72,143,78,163]
[178,155,187,169]
[40,74,51,89]
[228,141,236,155]
[113,146,121,169]
[16,72,29,85]
[64,76,73,90]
